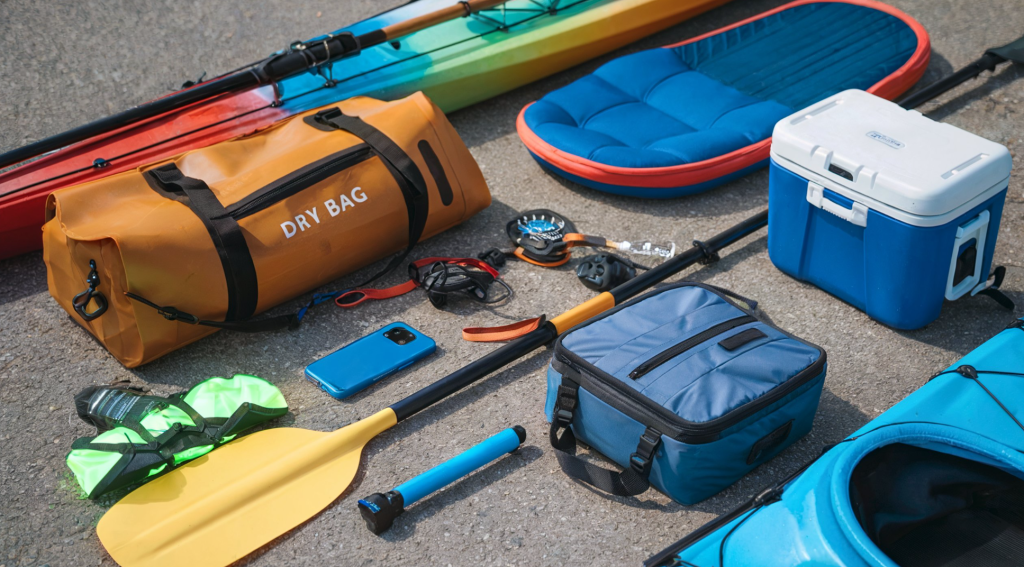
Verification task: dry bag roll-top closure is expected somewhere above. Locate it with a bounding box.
[42,94,491,367]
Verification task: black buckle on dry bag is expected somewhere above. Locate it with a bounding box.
[313,107,345,126]
[72,260,108,321]
[155,306,201,325]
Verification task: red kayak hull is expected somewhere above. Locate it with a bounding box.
[0,87,284,259]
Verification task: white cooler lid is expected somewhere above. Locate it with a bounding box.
[771,89,1011,222]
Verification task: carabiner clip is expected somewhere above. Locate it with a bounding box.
[72,260,108,321]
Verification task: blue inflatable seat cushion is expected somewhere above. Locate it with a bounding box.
[517,0,929,198]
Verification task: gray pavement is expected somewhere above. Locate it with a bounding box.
[2,0,1023,565]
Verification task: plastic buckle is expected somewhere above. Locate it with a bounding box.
[157,306,200,325]
[630,428,661,474]
[629,453,649,474]
[477,248,507,269]
[640,429,661,446]
[554,408,574,428]
[314,107,343,125]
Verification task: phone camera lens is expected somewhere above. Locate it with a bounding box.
[398,339,407,345]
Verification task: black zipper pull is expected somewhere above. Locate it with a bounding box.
[628,363,651,379]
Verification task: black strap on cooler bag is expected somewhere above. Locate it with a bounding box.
[550,373,662,497]
[123,108,430,332]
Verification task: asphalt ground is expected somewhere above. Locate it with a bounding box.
[1,0,1023,565]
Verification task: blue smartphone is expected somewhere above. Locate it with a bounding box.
[305,323,436,399]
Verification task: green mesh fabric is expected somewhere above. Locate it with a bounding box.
[66,374,286,498]
[172,445,214,465]
[138,404,195,435]
[184,374,288,418]
[66,448,125,495]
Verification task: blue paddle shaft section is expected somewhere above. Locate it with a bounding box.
[395,427,523,506]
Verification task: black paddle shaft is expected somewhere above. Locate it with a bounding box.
[896,34,1024,109]
[388,210,769,422]
[0,30,382,170]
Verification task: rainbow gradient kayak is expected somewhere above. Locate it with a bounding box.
[0,0,730,259]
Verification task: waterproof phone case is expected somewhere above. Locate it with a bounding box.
[305,323,435,399]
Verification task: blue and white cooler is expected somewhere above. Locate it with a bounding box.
[767,89,1012,330]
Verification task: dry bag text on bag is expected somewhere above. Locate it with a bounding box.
[43,93,490,367]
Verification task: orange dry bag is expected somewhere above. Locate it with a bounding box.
[43,93,490,367]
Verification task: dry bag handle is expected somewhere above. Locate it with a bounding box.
[124,109,430,332]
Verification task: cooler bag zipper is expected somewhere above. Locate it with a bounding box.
[558,342,823,444]
[218,143,373,220]
[628,315,757,379]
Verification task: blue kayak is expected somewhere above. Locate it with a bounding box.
[647,319,1024,567]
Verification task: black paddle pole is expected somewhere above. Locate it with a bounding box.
[896,34,1024,109]
[388,210,769,422]
[0,0,509,171]
[0,34,360,170]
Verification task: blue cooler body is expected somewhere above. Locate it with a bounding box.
[767,90,1011,329]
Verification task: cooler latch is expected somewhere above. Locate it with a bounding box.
[946,210,989,301]
[806,182,868,227]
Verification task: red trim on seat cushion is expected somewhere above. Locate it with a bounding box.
[517,0,931,190]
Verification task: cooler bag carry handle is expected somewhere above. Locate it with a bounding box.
[125,109,431,332]
[550,376,661,497]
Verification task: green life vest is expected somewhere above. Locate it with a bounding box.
[66,374,287,499]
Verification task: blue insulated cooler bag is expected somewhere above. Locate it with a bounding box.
[546,283,827,505]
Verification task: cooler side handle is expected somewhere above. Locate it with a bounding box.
[946,210,990,301]
[806,182,868,227]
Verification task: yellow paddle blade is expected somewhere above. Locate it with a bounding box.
[97,408,397,567]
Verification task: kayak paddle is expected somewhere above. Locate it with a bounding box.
[0,0,510,170]
[95,210,768,567]
[896,33,1024,108]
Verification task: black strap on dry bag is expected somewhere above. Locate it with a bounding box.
[311,107,430,283]
[128,108,430,332]
[550,373,662,497]
[142,164,260,323]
